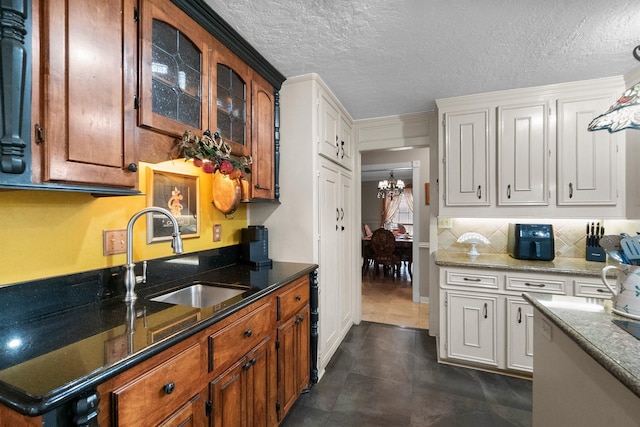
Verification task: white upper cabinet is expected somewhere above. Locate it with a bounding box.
[557,95,619,206]
[497,103,548,206]
[437,76,627,218]
[318,90,353,170]
[443,109,491,206]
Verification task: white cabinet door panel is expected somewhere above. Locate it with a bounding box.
[557,96,618,205]
[498,103,548,205]
[444,110,490,206]
[506,297,534,372]
[446,291,498,367]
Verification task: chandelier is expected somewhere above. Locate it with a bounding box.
[377,171,405,199]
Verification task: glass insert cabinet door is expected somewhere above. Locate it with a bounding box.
[216,64,246,150]
[151,20,202,129]
[212,49,252,157]
[139,0,209,137]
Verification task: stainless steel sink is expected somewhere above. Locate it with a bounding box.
[150,282,248,308]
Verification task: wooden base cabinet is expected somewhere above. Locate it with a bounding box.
[209,337,276,427]
[275,275,311,421]
[110,343,206,426]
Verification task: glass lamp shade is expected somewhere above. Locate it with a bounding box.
[377,172,405,199]
[588,82,640,133]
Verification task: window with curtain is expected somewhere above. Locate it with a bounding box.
[381,186,413,234]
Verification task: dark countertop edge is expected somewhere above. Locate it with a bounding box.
[1,263,318,417]
[522,293,640,398]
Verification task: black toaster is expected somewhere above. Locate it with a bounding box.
[507,223,555,261]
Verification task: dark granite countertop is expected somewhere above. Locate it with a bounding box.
[435,251,613,277]
[0,248,317,417]
[523,293,640,398]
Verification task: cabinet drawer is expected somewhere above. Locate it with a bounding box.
[277,276,310,321]
[573,278,612,298]
[208,301,274,373]
[445,269,499,289]
[506,274,566,294]
[112,343,202,427]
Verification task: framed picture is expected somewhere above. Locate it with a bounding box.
[425,182,430,205]
[147,167,200,243]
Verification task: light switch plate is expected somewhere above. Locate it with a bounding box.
[104,229,127,255]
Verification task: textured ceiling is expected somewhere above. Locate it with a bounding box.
[203,0,640,120]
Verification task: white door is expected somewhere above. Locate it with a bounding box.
[444,109,491,206]
[557,96,618,205]
[318,160,341,369]
[339,169,353,336]
[446,291,498,367]
[497,103,548,205]
[506,297,534,372]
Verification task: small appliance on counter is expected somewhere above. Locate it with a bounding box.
[507,223,555,261]
[241,225,272,268]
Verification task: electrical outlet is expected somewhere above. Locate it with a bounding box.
[437,217,453,229]
[213,224,222,242]
[104,230,127,255]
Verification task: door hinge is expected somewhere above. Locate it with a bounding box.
[276,402,281,412]
[205,400,212,416]
[134,95,139,109]
[444,341,448,351]
[133,6,139,22]
[444,295,447,307]
[34,124,45,144]
[442,116,446,127]
[275,340,280,350]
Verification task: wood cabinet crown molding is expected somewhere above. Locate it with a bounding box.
[171,0,286,90]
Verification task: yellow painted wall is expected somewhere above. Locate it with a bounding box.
[0,160,247,286]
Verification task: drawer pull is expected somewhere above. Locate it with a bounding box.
[162,382,175,395]
[517,307,522,324]
[463,277,481,282]
[244,329,253,338]
[597,288,607,293]
[524,282,546,288]
[295,315,303,324]
[295,295,302,301]
[243,358,258,371]
[483,303,488,319]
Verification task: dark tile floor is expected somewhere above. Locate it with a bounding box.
[281,322,532,427]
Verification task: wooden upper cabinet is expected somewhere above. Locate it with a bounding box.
[35,0,138,188]
[139,0,210,137]
[249,72,275,200]
[211,44,252,157]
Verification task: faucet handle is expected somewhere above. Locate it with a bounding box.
[135,260,147,285]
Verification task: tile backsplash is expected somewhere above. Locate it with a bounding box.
[437,218,640,258]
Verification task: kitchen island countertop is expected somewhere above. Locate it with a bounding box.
[523,293,640,398]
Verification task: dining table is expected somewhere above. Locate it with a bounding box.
[362,235,413,278]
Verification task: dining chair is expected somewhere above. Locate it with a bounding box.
[370,228,401,278]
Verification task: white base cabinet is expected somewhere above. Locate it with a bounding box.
[438,267,611,374]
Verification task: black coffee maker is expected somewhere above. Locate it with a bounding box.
[241,225,272,268]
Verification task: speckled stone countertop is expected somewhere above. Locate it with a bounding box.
[435,251,615,277]
[523,293,640,398]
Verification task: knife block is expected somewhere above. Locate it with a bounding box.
[586,244,606,262]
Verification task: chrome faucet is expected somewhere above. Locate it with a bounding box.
[124,207,184,302]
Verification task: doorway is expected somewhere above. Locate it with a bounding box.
[359,150,429,328]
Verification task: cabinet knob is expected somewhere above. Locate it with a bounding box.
[127,163,138,172]
[295,295,302,301]
[244,329,253,338]
[162,382,175,395]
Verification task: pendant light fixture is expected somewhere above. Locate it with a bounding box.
[377,171,405,199]
[588,46,640,133]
